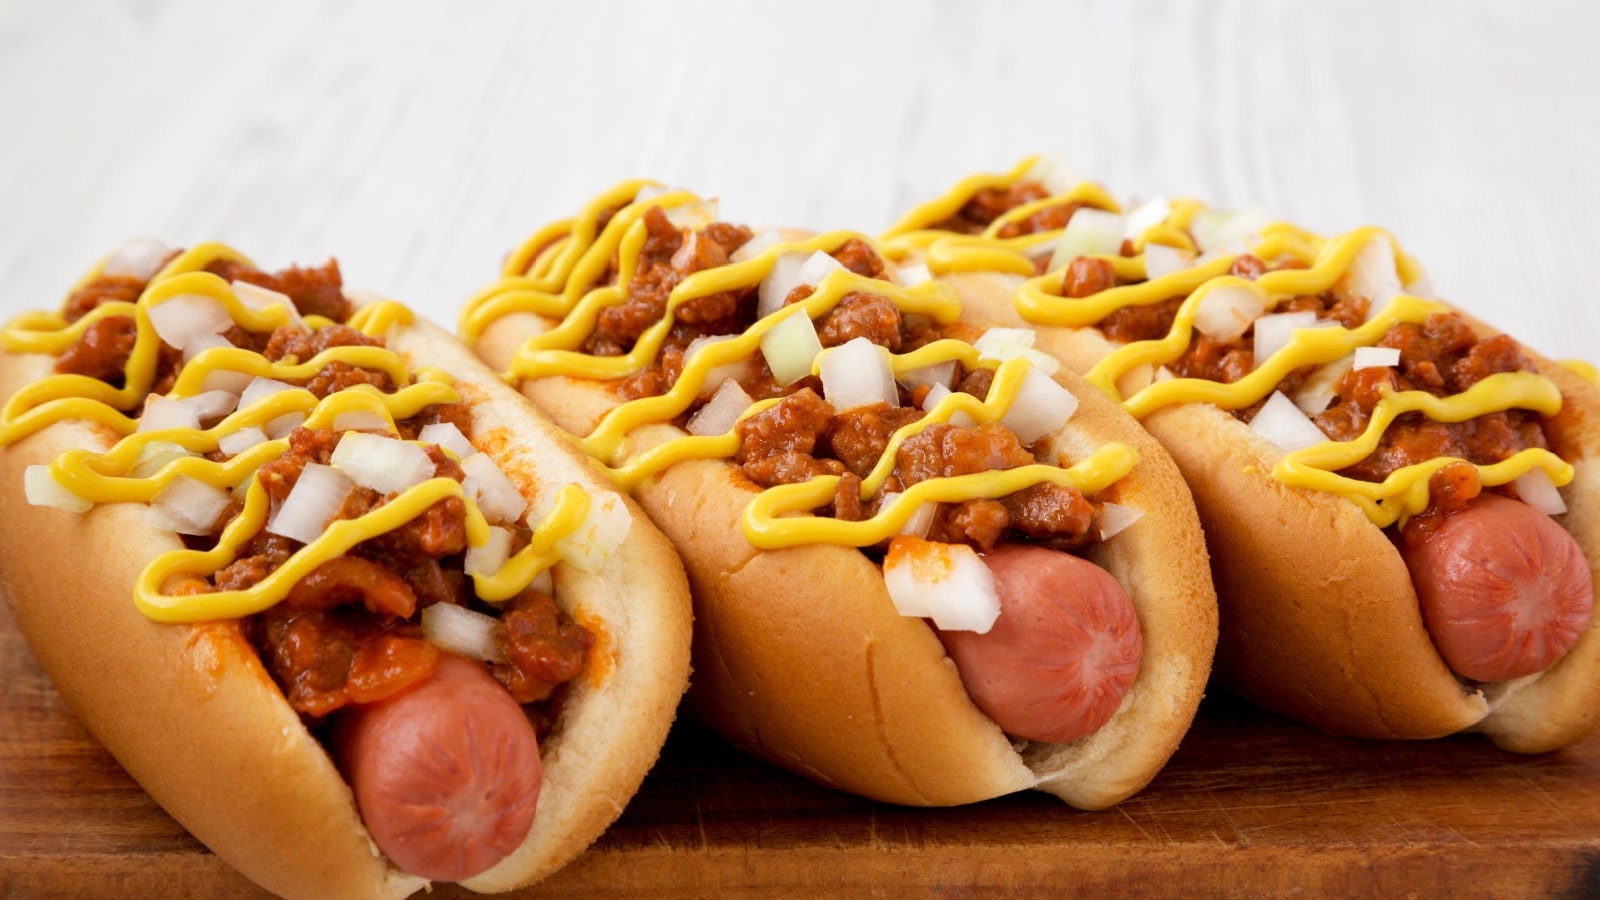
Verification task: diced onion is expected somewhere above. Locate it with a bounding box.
[1404,273,1437,300]
[1099,502,1144,540]
[683,334,754,396]
[757,251,809,318]
[24,466,91,513]
[556,492,632,574]
[1250,391,1329,453]
[974,327,1060,376]
[102,238,172,281]
[265,412,305,440]
[232,280,308,332]
[798,249,844,287]
[922,383,977,428]
[196,364,254,396]
[1047,208,1126,273]
[1189,204,1271,252]
[1000,365,1079,445]
[420,603,506,664]
[1123,196,1172,239]
[759,308,823,386]
[880,492,936,539]
[330,432,435,495]
[332,409,392,433]
[418,422,476,459]
[1193,285,1268,342]
[147,475,233,536]
[188,390,240,423]
[217,426,269,457]
[131,441,196,478]
[687,378,754,436]
[882,535,1001,633]
[1293,354,1355,415]
[267,463,353,544]
[183,332,235,363]
[1344,234,1402,321]
[138,395,203,433]
[528,568,554,597]
[896,359,956,392]
[1142,243,1193,280]
[465,525,514,578]
[1023,153,1080,196]
[1196,236,1251,263]
[729,229,782,263]
[146,294,233,354]
[461,453,527,525]
[239,377,298,410]
[634,184,668,204]
[1353,346,1402,370]
[1515,469,1568,516]
[1252,311,1320,364]
[820,337,898,412]
[895,263,933,286]
[668,200,719,231]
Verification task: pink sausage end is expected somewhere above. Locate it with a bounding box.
[1402,493,1594,682]
[335,653,542,882]
[937,543,1142,743]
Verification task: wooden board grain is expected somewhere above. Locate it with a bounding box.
[3,598,1599,899]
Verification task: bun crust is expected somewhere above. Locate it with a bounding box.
[938,266,1600,750]
[474,305,1216,810]
[0,312,693,897]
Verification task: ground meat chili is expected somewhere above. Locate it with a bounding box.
[52,260,592,730]
[597,207,1111,555]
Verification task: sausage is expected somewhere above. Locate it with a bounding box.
[935,543,1143,743]
[333,653,543,883]
[1401,493,1594,682]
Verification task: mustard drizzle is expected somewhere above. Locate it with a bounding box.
[890,164,1575,526]
[463,185,1138,549]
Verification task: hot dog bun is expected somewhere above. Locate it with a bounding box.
[888,162,1600,751]
[0,252,693,898]
[464,187,1216,810]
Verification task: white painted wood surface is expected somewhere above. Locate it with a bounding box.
[1,0,1595,360]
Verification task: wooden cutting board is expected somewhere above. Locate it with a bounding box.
[4,594,1598,900]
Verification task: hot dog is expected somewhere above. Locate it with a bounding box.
[882,157,1600,750]
[0,241,693,898]
[459,183,1217,809]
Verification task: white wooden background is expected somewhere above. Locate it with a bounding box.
[1,1,1596,361]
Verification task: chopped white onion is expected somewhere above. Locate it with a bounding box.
[757,251,810,318]
[729,229,782,263]
[147,475,233,536]
[265,412,305,440]
[330,432,435,495]
[974,327,1061,376]
[798,249,844,287]
[896,359,957,392]
[669,199,720,231]
[1353,346,1402,370]
[1250,391,1329,453]
[528,567,554,597]
[147,294,233,353]
[820,337,899,412]
[465,526,514,578]
[239,377,298,410]
[1196,236,1252,264]
[461,453,527,525]
[217,426,270,457]
[1292,354,1355,416]
[895,263,933,286]
[1189,204,1271,252]
[1047,208,1126,273]
[102,238,172,281]
[188,389,240,423]
[267,463,353,544]
[1099,502,1144,540]
[1344,234,1403,321]
[420,603,506,664]
[556,491,632,574]
[1515,469,1568,516]
[331,409,392,433]
[1023,153,1080,195]
[1142,243,1194,280]
[1193,285,1268,342]
[687,378,754,436]
[882,536,1001,633]
[634,184,668,204]
[417,422,476,459]
[131,441,196,478]
[183,332,235,363]
[1000,366,1079,445]
[1404,273,1437,300]
[138,395,203,433]
[922,383,978,428]
[233,280,308,331]
[1252,311,1320,364]
[196,365,255,396]
[881,492,936,539]
[24,466,91,513]
[683,334,755,396]
[1123,196,1172,239]
[759,309,823,386]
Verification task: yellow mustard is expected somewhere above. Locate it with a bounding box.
[1,247,586,623]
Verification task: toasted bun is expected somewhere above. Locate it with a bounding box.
[474,306,1216,810]
[0,312,693,898]
[937,266,1600,750]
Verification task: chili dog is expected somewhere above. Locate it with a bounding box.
[883,158,1600,750]
[459,184,1217,809]
[0,242,693,899]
